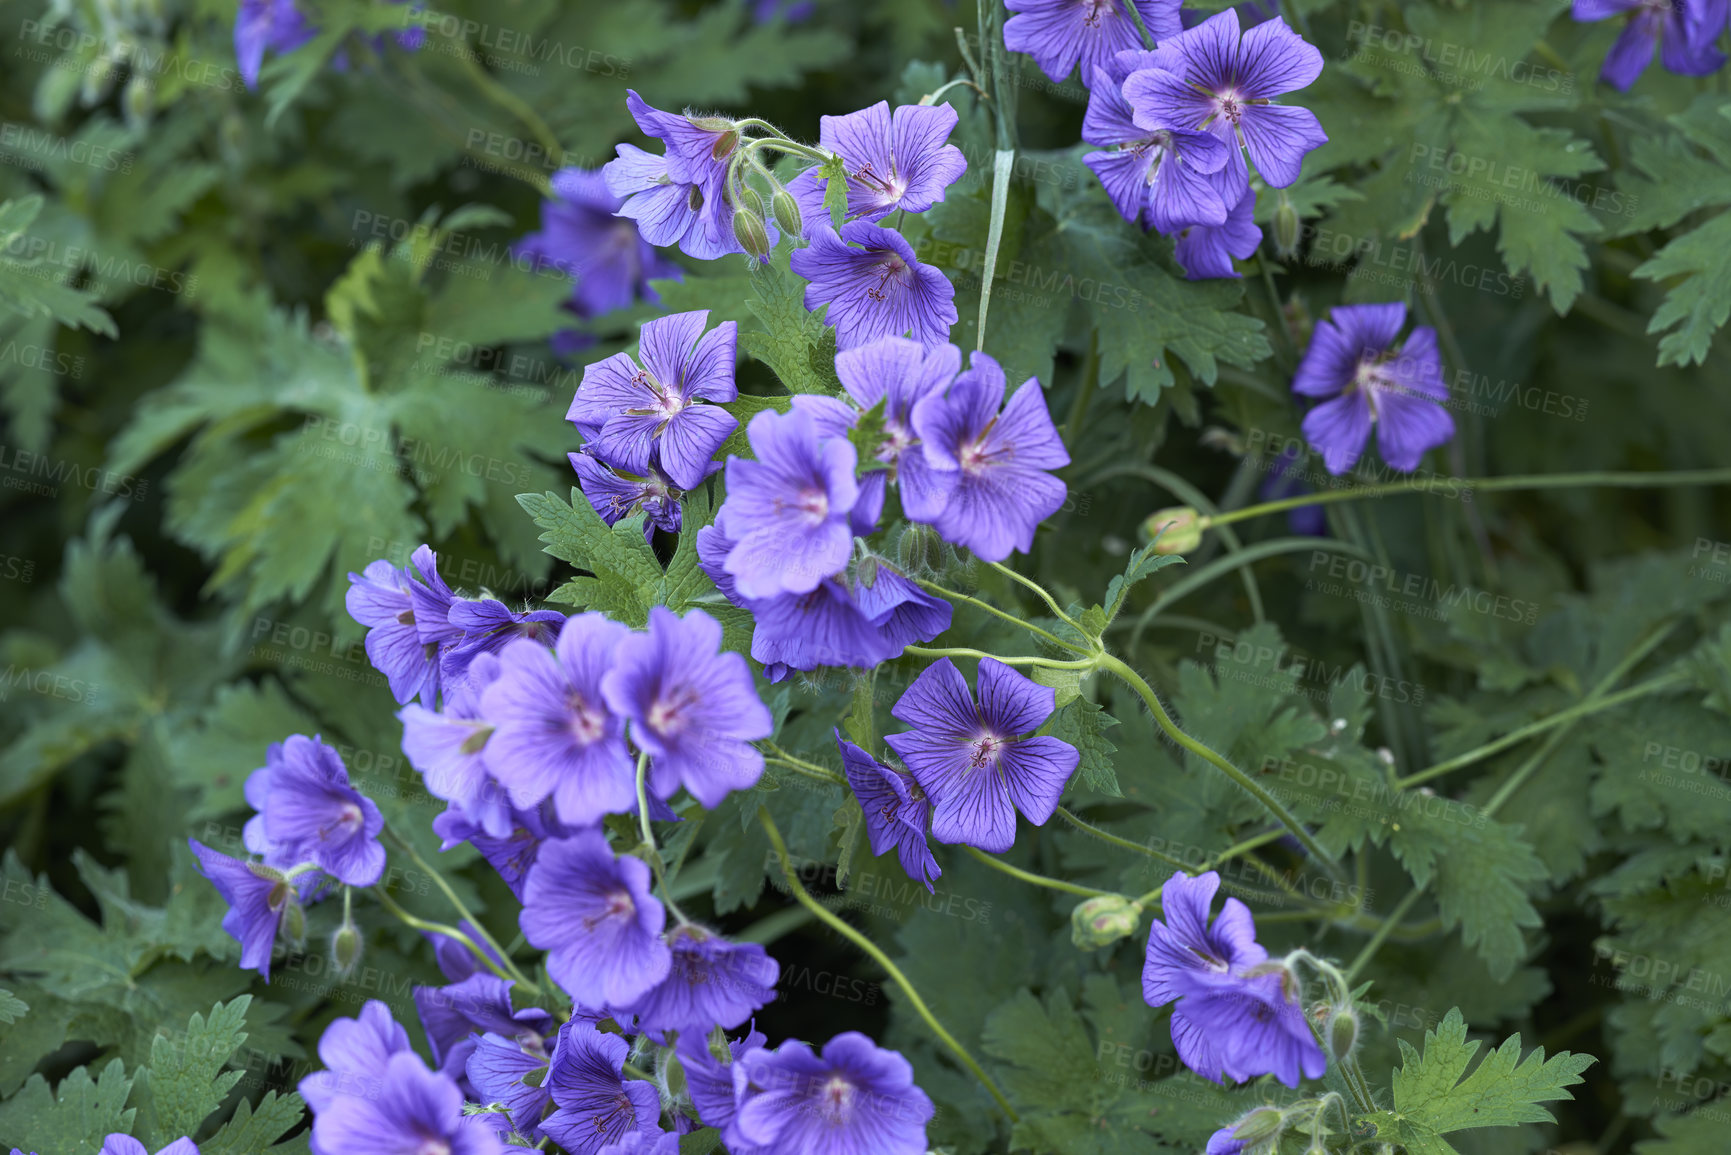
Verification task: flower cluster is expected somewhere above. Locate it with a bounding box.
[1571,0,1730,90]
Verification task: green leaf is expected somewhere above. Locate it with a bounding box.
[739,256,842,395]
[1391,1007,1593,1140]
[1632,211,1731,368]
[0,988,27,1023]
[0,1059,135,1155]
[129,997,254,1149]
[0,196,117,337]
[1048,696,1120,798]
[198,1091,309,1155]
[1101,542,1186,628]
[820,153,849,232]
[518,490,663,626]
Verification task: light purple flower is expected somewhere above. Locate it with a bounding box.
[520,828,671,1009]
[1004,0,1184,84]
[516,168,682,324]
[308,1050,506,1155]
[606,91,747,261]
[1293,302,1454,475]
[784,102,968,227]
[616,925,780,1038]
[833,336,959,521]
[734,1032,935,1155]
[346,555,442,705]
[677,1027,766,1150]
[297,1000,411,1113]
[433,799,569,898]
[1573,0,1728,89]
[568,310,739,490]
[1141,870,1325,1088]
[414,972,553,1084]
[884,658,1079,853]
[399,652,511,839]
[98,1140,198,1155]
[541,1021,665,1155]
[235,0,314,89]
[187,840,297,981]
[1175,184,1261,279]
[601,607,773,807]
[442,600,566,689]
[910,351,1070,561]
[1121,8,1326,188]
[838,735,941,893]
[244,735,384,887]
[571,452,685,539]
[790,222,958,351]
[467,1032,553,1140]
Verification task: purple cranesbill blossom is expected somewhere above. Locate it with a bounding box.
[1004,0,1183,85]
[714,406,859,598]
[515,168,682,325]
[677,1027,766,1149]
[414,972,554,1084]
[298,1000,410,1113]
[479,614,636,827]
[245,734,384,887]
[596,1133,679,1155]
[607,92,748,262]
[833,336,959,521]
[1141,870,1325,1087]
[616,925,780,1038]
[433,799,569,898]
[601,607,773,807]
[1573,0,1728,90]
[442,599,566,688]
[1205,1125,1249,1155]
[467,1032,553,1140]
[850,561,953,662]
[98,1140,198,1155]
[838,735,941,893]
[346,556,441,706]
[910,350,1071,562]
[235,0,314,89]
[1121,8,1327,189]
[309,1049,507,1155]
[188,840,299,981]
[400,652,511,839]
[885,658,1079,853]
[1293,302,1455,475]
[540,1021,666,1155]
[784,102,968,228]
[406,545,464,670]
[1175,183,1261,279]
[1084,49,1234,232]
[568,310,739,491]
[571,452,685,539]
[790,222,958,351]
[520,827,671,1008]
[734,1032,935,1155]
[428,919,506,983]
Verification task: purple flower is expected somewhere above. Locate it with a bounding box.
[606,92,747,261]
[235,0,315,89]
[733,1032,935,1155]
[601,607,773,807]
[568,310,739,490]
[1573,0,1728,89]
[427,919,507,983]
[433,799,569,898]
[790,223,958,351]
[677,1027,766,1149]
[884,658,1078,853]
[838,735,941,893]
[540,1021,665,1154]
[400,653,511,839]
[346,556,441,706]
[414,973,553,1084]
[910,351,1071,562]
[784,102,968,227]
[467,1032,553,1140]
[298,1000,411,1112]
[308,1050,506,1155]
[442,600,566,689]
[1293,302,1454,475]
[1142,870,1325,1088]
[1205,1125,1248,1155]
[516,168,682,324]
[1084,49,1235,232]
[98,1140,198,1155]
[244,735,384,887]
[187,840,297,981]
[572,452,685,539]
[1004,0,1183,85]
[520,828,671,1009]
[1175,184,1261,279]
[833,336,959,521]
[478,614,636,827]
[714,406,859,598]
[616,925,780,1038]
[1121,9,1326,189]
[406,545,463,663]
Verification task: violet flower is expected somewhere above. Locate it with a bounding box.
[1004,0,1184,85]
[790,222,957,351]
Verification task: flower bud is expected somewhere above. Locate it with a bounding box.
[733,208,771,259]
[855,554,880,588]
[1232,1106,1285,1146]
[739,187,766,220]
[707,1023,733,1066]
[1271,192,1300,259]
[710,128,740,160]
[661,1049,687,1099]
[1326,1006,1359,1061]
[332,923,362,975]
[281,899,306,948]
[1141,507,1203,554]
[1070,895,1143,949]
[895,523,943,575]
[772,187,803,236]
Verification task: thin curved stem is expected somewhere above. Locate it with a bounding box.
[1207,469,1731,530]
[759,808,1019,1123]
[761,742,847,786]
[985,560,1084,633]
[1053,806,1193,873]
[1344,886,1424,982]
[916,579,1090,653]
[744,137,832,165]
[1199,828,1286,872]
[371,887,516,985]
[904,645,1096,670]
[961,846,1116,898]
[384,826,538,993]
[637,751,693,926]
[1097,653,1337,867]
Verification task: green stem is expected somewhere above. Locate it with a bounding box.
[986,560,1084,633]
[962,846,1116,898]
[636,751,693,925]
[384,827,538,993]
[1065,330,1100,443]
[1344,886,1424,982]
[1398,672,1685,790]
[1096,652,1338,868]
[761,742,847,786]
[1257,252,1298,367]
[759,808,1019,1123]
[449,45,562,159]
[903,645,1096,670]
[1207,469,1731,530]
[1054,806,1193,873]
[744,137,833,165]
[916,579,1090,653]
[372,888,516,985]
[1199,828,1285,872]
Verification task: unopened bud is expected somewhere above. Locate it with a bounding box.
[281,899,306,948]
[707,1023,732,1066]
[733,208,771,258]
[711,128,740,160]
[1232,1106,1285,1146]
[1070,895,1143,949]
[1327,1006,1359,1061]
[772,187,803,236]
[661,1050,687,1099]
[1271,193,1300,259]
[1142,507,1203,554]
[689,114,735,132]
[896,523,943,575]
[332,924,362,975]
[855,554,880,588]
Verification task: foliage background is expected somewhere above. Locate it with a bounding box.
[1,0,1730,1152]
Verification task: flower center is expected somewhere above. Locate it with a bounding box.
[968,733,1005,768]
[878,421,916,462]
[647,686,700,737]
[796,485,830,522]
[593,889,634,926]
[959,437,993,474]
[1080,0,1116,29]
[415,1139,452,1155]
[1216,89,1245,125]
[866,254,909,302]
[322,801,364,842]
[820,1073,855,1119]
[850,160,909,207]
[567,691,607,745]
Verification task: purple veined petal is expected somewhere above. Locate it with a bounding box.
[1168,998,1239,1083]
[398,704,495,822]
[604,143,670,198]
[1384,325,1448,402]
[1235,15,1326,98]
[1082,66,1145,147]
[683,321,740,403]
[911,355,1006,473]
[299,999,412,1113]
[921,746,1019,852]
[888,103,970,213]
[616,926,780,1038]
[615,178,700,250]
[1373,388,1456,472]
[975,657,1056,736]
[1123,65,1218,134]
[851,468,886,537]
[987,378,1072,471]
[1293,305,1391,398]
[1599,16,1658,87]
[1086,148,1160,225]
[835,334,929,409]
[996,735,1078,826]
[97,1138,148,1155]
[1236,102,1327,188]
[657,404,738,491]
[838,734,917,858]
[519,829,672,1009]
[790,222,958,351]
[932,463,1068,561]
[1300,390,1373,475]
[1175,185,1260,279]
[1160,7,1244,91]
[467,1033,551,1139]
[312,1049,509,1155]
[1146,145,1233,232]
[852,563,952,655]
[733,1032,934,1154]
[746,580,891,673]
[638,311,711,397]
[541,1021,663,1153]
[1190,978,1327,1087]
[1660,0,1728,74]
[571,352,649,427]
[897,447,957,523]
[188,840,288,980]
[345,557,408,625]
[677,1027,766,1141]
[783,168,829,237]
[889,657,980,736]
